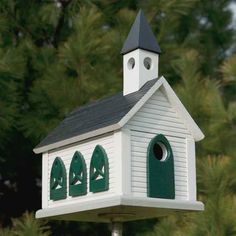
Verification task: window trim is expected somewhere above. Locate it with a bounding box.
[89,145,109,193]
[69,151,87,197]
[50,157,67,201]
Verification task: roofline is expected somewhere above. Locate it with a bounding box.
[118,76,204,141]
[33,123,121,154]
[34,76,204,154]
[119,77,164,127]
[121,46,161,55]
[160,78,205,141]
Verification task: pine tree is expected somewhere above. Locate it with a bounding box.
[0,0,236,235]
[0,212,50,236]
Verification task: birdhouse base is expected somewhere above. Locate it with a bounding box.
[36,195,204,222]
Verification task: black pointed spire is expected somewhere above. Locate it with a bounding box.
[121,10,161,55]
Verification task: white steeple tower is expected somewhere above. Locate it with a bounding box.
[121,10,161,96]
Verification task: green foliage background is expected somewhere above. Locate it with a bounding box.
[0,0,236,235]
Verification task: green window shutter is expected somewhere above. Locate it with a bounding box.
[147,134,175,199]
[89,145,109,193]
[50,157,67,201]
[69,151,87,197]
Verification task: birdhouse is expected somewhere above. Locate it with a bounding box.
[34,10,204,223]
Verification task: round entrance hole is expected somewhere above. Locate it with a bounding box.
[153,142,168,161]
[143,57,152,70]
[127,57,135,70]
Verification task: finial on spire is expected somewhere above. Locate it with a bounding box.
[121,9,161,55]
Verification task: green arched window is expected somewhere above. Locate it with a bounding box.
[147,134,175,199]
[90,145,109,193]
[50,157,67,201]
[69,151,87,197]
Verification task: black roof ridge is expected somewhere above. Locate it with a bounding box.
[121,9,161,55]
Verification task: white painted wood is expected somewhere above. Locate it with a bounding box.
[129,135,188,199]
[146,99,171,108]
[36,194,121,219]
[125,89,190,199]
[130,121,189,134]
[160,79,204,141]
[119,78,164,127]
[121,129,131,195]
[46,133,117,207]
[33,124,120,154]
[130,131,186,144]
[119,76,204,141]
[121,196,204,211]
[42,152,49,209]
[123,49,159,95]
[36,195,204,221]
[114,129,131,195]
[132,116,186,129]
[114,131,123,195]
[128,126,191,139]
[138,107,184,119]
[186,137,197,201]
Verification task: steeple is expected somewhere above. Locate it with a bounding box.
[122,10,161,96]
[121,10,161,55]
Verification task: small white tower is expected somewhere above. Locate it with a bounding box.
[121,10,161,95]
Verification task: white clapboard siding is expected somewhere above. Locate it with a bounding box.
[46,133,116,207]
[125,89,191,200]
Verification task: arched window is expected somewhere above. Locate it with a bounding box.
[50,157,67,200]
[90,145,109,193]
[69,151,87,197]
[147,134,175,199]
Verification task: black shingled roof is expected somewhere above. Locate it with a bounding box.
[35,79,158,149]
[121,10,161,55]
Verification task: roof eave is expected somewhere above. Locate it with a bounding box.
[118,76,204,142]
[121,46,161,55]
[160,78,205,142]
[33,123,121,154]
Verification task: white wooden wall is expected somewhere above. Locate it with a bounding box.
[125,89,193,200]
[42,133,117,208]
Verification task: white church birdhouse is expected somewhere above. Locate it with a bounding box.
[34,10,204,222]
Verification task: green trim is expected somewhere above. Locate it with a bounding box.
[147,134,175,199]
[50,157,67,201]
[89,145,109,193]
[69,151,87,197]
